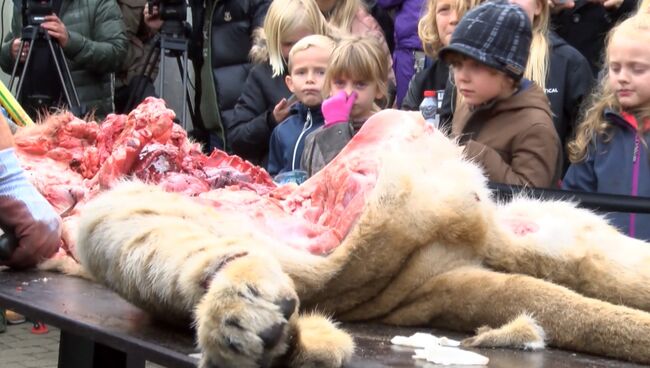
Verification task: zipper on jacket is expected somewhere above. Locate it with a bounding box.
[291,109,313,171]
[629,135,641,238]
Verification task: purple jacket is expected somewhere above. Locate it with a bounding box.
[377,0,424,50]
[377,0,425,106]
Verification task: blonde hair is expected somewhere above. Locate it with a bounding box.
[418,0,482,58]
[568,14,650,163]
[524,0,550,91]
[287,35,336,72]
[324,0,364,33]
[264,0,331,77]
[323,36,390,106]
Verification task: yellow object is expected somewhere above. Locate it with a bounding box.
[0,80,34,127]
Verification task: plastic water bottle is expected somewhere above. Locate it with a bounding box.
[419,90,439,128]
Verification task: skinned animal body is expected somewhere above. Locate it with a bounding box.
[75,109,650,368]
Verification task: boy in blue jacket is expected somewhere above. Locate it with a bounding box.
[267,35,335,176]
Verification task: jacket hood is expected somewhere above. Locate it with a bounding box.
[488,80,553,119]
[249,27,269,64]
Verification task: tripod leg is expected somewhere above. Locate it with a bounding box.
[159,41,166,100]
[45,36,74,110]
[9,40,29,90]
[125,35,161,112]
[15,31,40,99]
[176,45,189,130]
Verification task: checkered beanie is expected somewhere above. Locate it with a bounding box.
[439,0,532,80]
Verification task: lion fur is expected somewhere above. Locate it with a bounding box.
[76,110,650,367]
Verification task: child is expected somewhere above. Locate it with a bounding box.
[315,0,395,94]
[225,0,331,166]
[508,0,593,173]
[439,0,561,188]
[267,35,336,176]
[301,36,390,176]
[401,0,481,126]
[563,14,650,240]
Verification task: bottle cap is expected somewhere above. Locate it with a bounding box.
[423,90,436,98]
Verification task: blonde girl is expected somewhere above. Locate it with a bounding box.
[508,0,593,164]
[226,0,331,166]
[401,0,479,111]
[301,36,390,176]
[563,14,650,240]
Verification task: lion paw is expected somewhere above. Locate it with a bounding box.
[194,254,299,368]
[461,313,546,350]
[289,314,354,367]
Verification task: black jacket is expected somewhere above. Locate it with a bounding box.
[551,0,637,76]
[546,31,594,152]
[197,0,270,149]
[400,58,455,130]
[225,62,291,166]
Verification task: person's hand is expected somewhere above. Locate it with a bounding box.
[0,131,61,269]
[41,15,69,47]
[144,3,163,34]
[0,115,14,149]
[322,91,357,127]
[10,39,29,63]
[548,0,575,11]
[272,97,295,125]
[598,0,624,10]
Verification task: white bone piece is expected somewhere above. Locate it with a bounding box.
[412,345,489,366]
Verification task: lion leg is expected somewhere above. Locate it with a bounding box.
[382,266,650,364]
[484,199,650,312]
[77,182,351,368]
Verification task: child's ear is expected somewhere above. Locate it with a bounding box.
[285,75,296,93]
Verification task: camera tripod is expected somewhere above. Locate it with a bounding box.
[126,19,195,131]
[8,25,83,117]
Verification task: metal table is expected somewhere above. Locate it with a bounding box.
[0,270,644,368]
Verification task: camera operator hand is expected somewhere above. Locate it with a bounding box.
[10,39,29,63]
[41,14,69,47]
[144,3,163,35]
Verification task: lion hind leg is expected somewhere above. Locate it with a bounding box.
[461,313,545,350]
[383,266,650,364]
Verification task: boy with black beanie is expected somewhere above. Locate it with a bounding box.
[439,0,561,188]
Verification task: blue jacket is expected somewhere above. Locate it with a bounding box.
[562,111,650,241]
[267,103,324,176]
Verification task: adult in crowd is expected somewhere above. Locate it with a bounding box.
[225,0,331,166]
[551,0,638,77]
[509,0,594,171]
[315,0,396,90]
[377,0,427,107]
[114,0,162,114]
[0,117,61,269]
[194,0,271,151]
[0,0,128,120]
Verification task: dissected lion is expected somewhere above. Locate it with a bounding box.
[75,110,650,368]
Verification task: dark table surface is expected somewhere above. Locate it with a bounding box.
[0,270,645,368]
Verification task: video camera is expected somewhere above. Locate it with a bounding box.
[147,0,187,23]
[22,0,54,27]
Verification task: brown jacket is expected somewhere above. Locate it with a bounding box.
[452,82,560,188]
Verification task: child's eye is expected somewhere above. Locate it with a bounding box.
[354,81,368,89]
[632,65,648,74]
[334,79,345,86]
[437,4,450,13]
[609,63,621,73]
